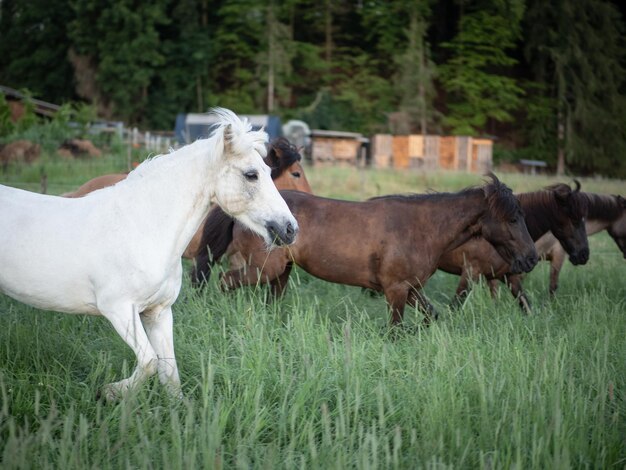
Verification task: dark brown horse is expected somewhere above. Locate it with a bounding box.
[64,137,312,259]
[437,182,589,312]
[535,192,625,295]
[194,174,538,326]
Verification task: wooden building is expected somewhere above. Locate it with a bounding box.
[309,130,369,166]
[371,134,493,173]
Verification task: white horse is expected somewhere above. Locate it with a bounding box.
[0,108,298,400]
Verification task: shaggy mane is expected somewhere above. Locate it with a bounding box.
[583,193,624,221]
[265,137,302,179]
[370,174,522,221]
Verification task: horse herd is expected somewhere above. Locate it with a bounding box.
[1,109,624,400]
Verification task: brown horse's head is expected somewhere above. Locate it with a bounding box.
[265,137,312,193]
[542,180,589,265]
[480,174,538,274]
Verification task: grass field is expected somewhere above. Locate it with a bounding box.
[1,152,625,468]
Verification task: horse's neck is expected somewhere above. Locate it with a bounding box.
[585,219,609,235]
[518,193,553,240]
[585,194,621,235]
[119,141,217,258]
[424,190,486,252]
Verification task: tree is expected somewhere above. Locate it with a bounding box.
[394,6,438,135]
[256,0,298,112]
[144,0,213,128]
[439,1,525,135]
[525,0,626,176]
[0,0,76,102]
[68,0,168,123]
[0,94,15,137]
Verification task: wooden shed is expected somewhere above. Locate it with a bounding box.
[391,136,410,169]
[371,134,393,168]
[370,133,492,173]
[309,130,368,166]
[471,139,493,173]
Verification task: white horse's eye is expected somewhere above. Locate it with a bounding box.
[244,170,259,181]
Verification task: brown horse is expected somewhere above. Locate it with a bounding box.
[195,174,538,326]
[64,137,312,259]
[62,172,129,197]
[437,182,589,312]
[534,192,625,295]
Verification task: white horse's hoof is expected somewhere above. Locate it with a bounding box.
[164,383,184,400]
[97,381,130,402]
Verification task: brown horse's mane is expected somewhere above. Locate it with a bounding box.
[516,183,587,236]
[370,175,522,221]
[265,137,301,179]
[582,193,624,222]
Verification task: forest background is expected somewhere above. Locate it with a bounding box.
[1,0,625,177]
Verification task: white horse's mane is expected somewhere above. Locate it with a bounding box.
[127,108,268,182]
[209,107,268,159]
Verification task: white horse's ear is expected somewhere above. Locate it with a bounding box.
[223,124,234,155]
[255,141,268,158]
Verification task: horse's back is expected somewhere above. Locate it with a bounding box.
[278,191,417,288]
[63,173,128,198]
[281,190,385,218]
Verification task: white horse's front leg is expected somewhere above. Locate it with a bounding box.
[141,306,182,398]
[100,303,158,401]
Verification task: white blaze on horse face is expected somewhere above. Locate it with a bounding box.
[213,132,297,246]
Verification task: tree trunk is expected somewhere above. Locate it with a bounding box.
[419,43,427,137]
[556,70,566,176]
[324,0,332,64]
[556,116,565,176]
[267,1,276,112]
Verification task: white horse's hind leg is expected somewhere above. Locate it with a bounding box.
[100,303,158,401]
[141,306,182,398]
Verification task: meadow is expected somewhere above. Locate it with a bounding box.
[0,153,625,469]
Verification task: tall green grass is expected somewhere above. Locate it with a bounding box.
[0,162,624,468]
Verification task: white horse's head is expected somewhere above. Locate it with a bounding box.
[211,108,298,246]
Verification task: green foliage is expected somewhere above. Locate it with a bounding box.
[440,8,525,135]
[207,0,264,112]
[0,0,76,101]
[332,53,396,134]
[394,7,439,134]
[69,0,169,123]
[72,102,98,136]
[516,82,558,165]
[0,94,103,152]
[0,94,15,137]
[144,0,214,128]
[13,90,39,134]
[525,0,626,176]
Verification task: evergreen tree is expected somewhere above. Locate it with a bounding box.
[256,0,298,113]
[439,1,525,135]
[208,0,264,112]
[525,0,626,176]
[0,0,76,102]
[394,5,438,134]
[68,0,168,124]
[144,0,213,128]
